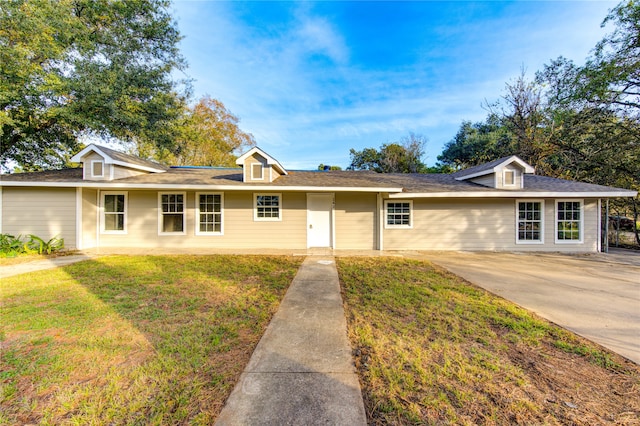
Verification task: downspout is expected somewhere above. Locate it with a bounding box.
[96,189,101,252]
[377,193,384,251]
[76,188,83,250]
[597,199,601,253]
[604,198,609,253]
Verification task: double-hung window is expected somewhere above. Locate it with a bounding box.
[159,192,185,234]
[196,193,223,235]
[516,200,543,243]
[255,194,281,221]
[385,201,412,228]
[556,200,583,243]
[102,192,127,233]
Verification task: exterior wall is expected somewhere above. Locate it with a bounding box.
[81,188,98,249]
[243,154,267,183]
[82,152,109,181]
[470,174,495,188]
[1,187,77,249]
[334,193,377,250]
[97,190,307,249]
[383,198,599,252]
[112,166,149,180]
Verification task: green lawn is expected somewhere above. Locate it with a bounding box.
[337,257,640,425]
[1,255,303,425]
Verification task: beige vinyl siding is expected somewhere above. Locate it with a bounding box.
[384,198,599,252]
[500,165,522,188]
[83,152,108,180]
[81,189,98,249]
[243,155,267,182]
[98,190,307,249]
[1,187,77,249]
[334,193,377,250]
[112,166,149,180]
[470,174,495,188]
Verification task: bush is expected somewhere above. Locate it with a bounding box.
[0,234,65,256]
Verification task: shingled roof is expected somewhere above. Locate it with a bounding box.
[1,166,635,197]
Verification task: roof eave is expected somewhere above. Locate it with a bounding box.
[0,181,401,192]
[389,190,638,198]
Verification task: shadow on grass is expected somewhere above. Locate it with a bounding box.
[0,254,303,425]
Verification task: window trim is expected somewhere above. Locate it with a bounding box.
[251,163,264,181]
[254,193,282,222]
[384,200,413,229]
[101,191,127,234]
[515,199,544,244]
[555,199,584,244]
[91,160,104,178]
[503,169,516,187]
[158,192,187,235]
[195,192,224,236]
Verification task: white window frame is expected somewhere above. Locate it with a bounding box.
[91,160,104,178]
[254,193,282,221]
[195,192,224,236]
[503,169,516,187]
[101,191,127,234]
[515,199,544,244]
[158,192,186,235]
[555,199,583,244]
[384,200,413,229]
[251,163,264,181]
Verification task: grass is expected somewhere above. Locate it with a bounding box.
[0,255,303,425]
[337,257,640,425]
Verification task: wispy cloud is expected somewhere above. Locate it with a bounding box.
[172,0,617,169]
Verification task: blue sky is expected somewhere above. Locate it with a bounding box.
[171,1,617,169]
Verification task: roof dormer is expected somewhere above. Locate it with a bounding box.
[453,155,534,190]
[235,147,287,183]
[70,144,167,181]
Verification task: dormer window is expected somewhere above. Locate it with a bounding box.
[91,160,104,178]
[504,170,515,186]
[251,163,264,180]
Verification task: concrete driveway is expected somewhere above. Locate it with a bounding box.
[420,249,640,364]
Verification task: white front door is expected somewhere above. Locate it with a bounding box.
[307,193,333,248]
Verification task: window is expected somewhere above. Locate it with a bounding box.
[504,169,516,186]
[385,201,412,228]
[255,194,281,221]
[556,200,582,243]
[517,200,543,243]
[91,160,104,178]
[251,163,264,180]
[196,193,223,235]
[159,192,185,234]
[102,192,127,233]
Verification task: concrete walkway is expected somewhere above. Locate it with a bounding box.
[0,253,97,279]
[215,256,367,426]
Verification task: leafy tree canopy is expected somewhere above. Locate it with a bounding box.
[135,96,256,167]
[0,0,188,171]
[348,133,428,173]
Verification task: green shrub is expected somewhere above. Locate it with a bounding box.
[0,233,64,256]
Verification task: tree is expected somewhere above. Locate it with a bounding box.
[0,0,187,171]
[438,115,513,169]
[348,133,428,173]
[317,164,342,171]
[140,97,256,167]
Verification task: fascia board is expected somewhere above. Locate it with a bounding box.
[388,190,638,198]
[109,159,166,173]
[454,156,535,181]
[0,181,402,192]
[70,144,165,173]
[236,147,288,175]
